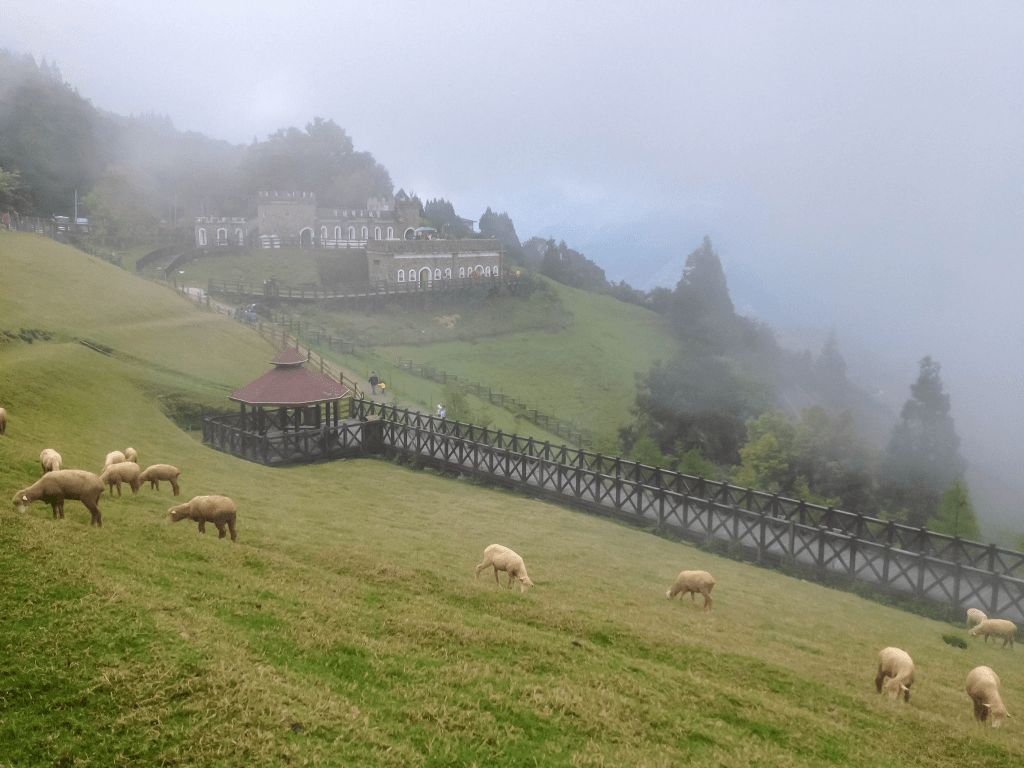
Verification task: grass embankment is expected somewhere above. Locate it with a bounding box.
[3,232,1022,766]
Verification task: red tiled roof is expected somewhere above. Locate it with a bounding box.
[270,347,308,365]
[229,366,351,406]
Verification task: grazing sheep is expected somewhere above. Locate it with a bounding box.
[666,569,715,612]
[967,608,988,629]
[969,618,1018,648]
[475,544,534,593]
[12,469,104,526]
[0,406,7,435]
[99,461,142,497]
[139,464,180,496]
[102,451,126,471]
[124,447,138,464]
[40,448,62,474]
[966,666,1011,727]
[167,495,237,541]
[874,647,915,702]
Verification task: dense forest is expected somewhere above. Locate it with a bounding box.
[0,49,982,538]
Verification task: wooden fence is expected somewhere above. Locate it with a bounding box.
[349,400,1024,622]
[397,358,589,448]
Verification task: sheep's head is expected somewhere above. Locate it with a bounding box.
[166,505,188,523]
[518,574,534,593]
[986,704,1011,728]
[885,679,909,701]
[12,492,29,514]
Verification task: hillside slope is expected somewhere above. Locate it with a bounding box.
[0,233,1022,767]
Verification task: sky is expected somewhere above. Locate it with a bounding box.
[5,1,1024,515]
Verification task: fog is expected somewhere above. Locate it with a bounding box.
[5,2,1023,521]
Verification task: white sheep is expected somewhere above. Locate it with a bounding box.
[666,569,715,612]
[966,666,1011,727]
[969,618,1018,649]
[874,647,915,702]
[40,448,62,474]
[167,495,237,541]
[0,406,7,435]
[475,544,534,593]
[12,469,105,526]
[966,608,988,629]
[99,461,142,497]
[139,464,181,496]
[124,446,138,464]
[102,450,126,471]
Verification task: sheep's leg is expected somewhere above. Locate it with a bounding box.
[228,519,237,541]
[170,478,180,496]
[874,669,885,694]
[494,568,501,587]
[197,520,206,534]
[703,592,713,612]
[216,522,227,539]
[84,500,101,527]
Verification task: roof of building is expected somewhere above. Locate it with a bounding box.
[229,354,351,406]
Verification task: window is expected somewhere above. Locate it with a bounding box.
[349,227,355,239]
[459,267,465,278]
[320,226,327,242]
[198,228,207,246]
[361,226,368,239]
[334,226,342,240]
[444,268,451,279]
[485,266,492,276]
[375,226,381,239]
[434,269,441,281]
[397,269,405,282]
[235,228,244,245]
[388,226,394,239]
[216,228,227,244]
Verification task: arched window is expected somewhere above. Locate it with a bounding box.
[217,227,227,244]
[397,269,405,282]
[485,266,492,276]
[387,226,394,239]
[405,228,415,240]
[198,228,207,246]
[334,226,342,241]
[434,269,441,281]
[459,267,465,278]
[444,268,451,279]
[235,228,244,245]
[349,226,356,239]
[375,226,381,240]
[361,226,368,239]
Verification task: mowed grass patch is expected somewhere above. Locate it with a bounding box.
[1,234,1023,766]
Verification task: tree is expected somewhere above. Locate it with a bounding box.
[928,482,980,540]
[880,357,966,526]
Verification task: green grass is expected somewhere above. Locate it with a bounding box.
[1,231,1023,766]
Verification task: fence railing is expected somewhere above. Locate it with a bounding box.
[397,358,589,448]
[349,400,1024,622]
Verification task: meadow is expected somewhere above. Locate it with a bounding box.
[1,232,1022,767]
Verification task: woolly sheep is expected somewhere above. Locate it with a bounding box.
[139,464,180,496]
[966,666,1011,727]
[666,569,715,611]
[874,647,915,702]
[102,450,126,471]
[40,448,62,474]
[969,618,1017,648]
[99,461,141,497]
[124,446,138,464]
[0,406,7,435]
[12,469,104,526]
[167,495,237,541]
[966,608,988,629]
[475,544,534,593]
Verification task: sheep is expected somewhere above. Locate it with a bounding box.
[139,464,181,496]
[666,569,715,612]
[99,461,141,497]
[40,448,62,474]
[167,495,237,541]
[0,406,7,435]
[475,544,534,593]
[102,450,126,471]
[969,618,1018,648]
[966,666,1012,727]
[12,469,105,526]
[874,647,915,702]
[124,447,138,464]
[966,608,988,629]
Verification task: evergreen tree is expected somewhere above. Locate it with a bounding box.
[880,357,966,526]
[929,481,981,540]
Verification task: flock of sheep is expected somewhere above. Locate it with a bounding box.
[3,404,1017,731]
[5,416,238,540]
[875,607,1017,728]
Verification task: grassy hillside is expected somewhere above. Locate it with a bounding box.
[1,232,1023,766]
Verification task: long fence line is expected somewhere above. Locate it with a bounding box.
[347,400,1024,623]
[397,358,589,449]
